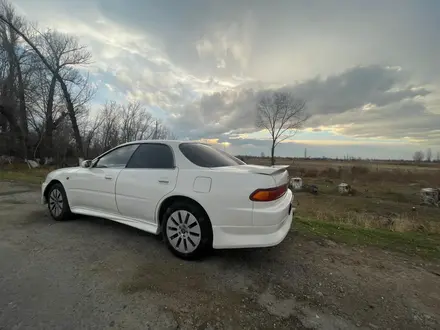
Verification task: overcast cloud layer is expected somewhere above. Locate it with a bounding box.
[15,0,440,159]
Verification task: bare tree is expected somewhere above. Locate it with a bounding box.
[0,0,29,158]
[150,119,176,140]
[0,1,177,163]
[80,100,177,158]
[119,102,154,143]
[80,112,105,158]
[0,13,91,159]
[425,148,432,162]
[256,91,308,165]
[95,101,121,153]
[36,30,92,158]
[413,150,424,162]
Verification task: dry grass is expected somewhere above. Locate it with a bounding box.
[293,177,440,235]
[287,161,440,258]
[0,164,54,184]
[290,165,440,186]
[245,158,440,236]
[245,156,440,171]
[295,218,440,260]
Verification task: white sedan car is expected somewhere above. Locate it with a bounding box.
[41,140,295,259]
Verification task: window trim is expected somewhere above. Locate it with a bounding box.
[92,143,140,169]
[125,142,177,170]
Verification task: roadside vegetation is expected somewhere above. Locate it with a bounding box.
[285,160,440,260]
[296,217,440,260]
[238,157,440,259]
[0,164,52,184]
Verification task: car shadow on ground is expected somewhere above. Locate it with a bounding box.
[64,212,288,264]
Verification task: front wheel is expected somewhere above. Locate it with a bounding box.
[47,183,72,221]
[162,202,213,260]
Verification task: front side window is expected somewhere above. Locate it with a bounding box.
[126,143,175,169]
[94,144,139,168]
[179,143,245,168]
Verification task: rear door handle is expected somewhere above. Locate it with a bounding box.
[158,179,169,184]
[104,175,113,180]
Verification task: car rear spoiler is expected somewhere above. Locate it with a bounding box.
[245,165,290,176]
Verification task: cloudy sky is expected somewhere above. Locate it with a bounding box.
[14,0,440,159]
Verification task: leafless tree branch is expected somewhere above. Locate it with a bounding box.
[256,91,308,165]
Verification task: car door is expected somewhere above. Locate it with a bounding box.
[70,144,139,214]
[115,143,178,223]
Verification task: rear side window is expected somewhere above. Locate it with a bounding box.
[126,143,174,169]
[179,143,245,168]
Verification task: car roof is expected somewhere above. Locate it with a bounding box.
[118,140,201,148]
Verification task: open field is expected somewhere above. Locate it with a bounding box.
[245,157,440,259]
[243,156,440,171]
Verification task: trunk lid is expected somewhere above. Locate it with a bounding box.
[214,164,290,187]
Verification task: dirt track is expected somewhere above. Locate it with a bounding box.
[0,181,439,330]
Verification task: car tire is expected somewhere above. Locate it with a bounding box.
[47,183,72,221]
[162,201,213,260]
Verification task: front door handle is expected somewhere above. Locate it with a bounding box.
[158,179,169,184]
[104,175,113,180]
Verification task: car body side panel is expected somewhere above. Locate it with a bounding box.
[67,167,122,214]
[42,167,79,204]
[167,168,274,227]
[115,168,178,223]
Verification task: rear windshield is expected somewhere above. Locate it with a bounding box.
[179,143,245,168]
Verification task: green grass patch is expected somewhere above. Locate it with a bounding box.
[0,168,51,184]
[295,217,440,260]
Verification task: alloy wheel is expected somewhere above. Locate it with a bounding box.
[49,188,63,217]
[166,210,202,253]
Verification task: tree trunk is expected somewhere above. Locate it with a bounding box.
[58,81,84,158]
[0,16,85,158]
[271,142,276,166]
[0,105,27,159]
[44,76,57,157]
[1,43,28,159]
[15,61,28,156]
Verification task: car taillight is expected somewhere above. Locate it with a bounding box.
[249,184,288,202]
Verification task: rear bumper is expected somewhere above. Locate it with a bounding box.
[212,192,295,249]
[212,212,293,249]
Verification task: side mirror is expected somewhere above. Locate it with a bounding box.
[80,160,92,168]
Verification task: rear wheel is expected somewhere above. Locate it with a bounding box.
[47,183,72,221]
[162,201,212,260]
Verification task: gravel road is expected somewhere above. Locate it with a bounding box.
[0,181,439,330]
